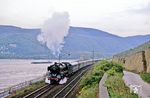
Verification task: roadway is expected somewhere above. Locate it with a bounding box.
[123,71,150,98]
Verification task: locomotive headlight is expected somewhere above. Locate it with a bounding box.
[57,75,61,78]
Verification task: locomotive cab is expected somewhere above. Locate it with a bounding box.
[62,62,73,76]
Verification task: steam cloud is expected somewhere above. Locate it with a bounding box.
[37,12,70,57]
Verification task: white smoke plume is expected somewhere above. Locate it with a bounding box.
[37,12,70,57]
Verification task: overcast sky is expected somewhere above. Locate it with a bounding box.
[0,0,150,37]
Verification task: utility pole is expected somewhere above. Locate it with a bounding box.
[58,54,60,63]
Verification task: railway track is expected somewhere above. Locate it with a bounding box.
[52,70,85,98]
[23,66,90,98]
[23,84,54,98]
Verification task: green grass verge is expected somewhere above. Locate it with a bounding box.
[140,72,150,83]
[7,80,45,98]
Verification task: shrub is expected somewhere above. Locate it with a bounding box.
[107,68,116,76]
[98,60,113,71]
[113,63,123,72]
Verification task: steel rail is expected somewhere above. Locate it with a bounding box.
[52,68,88,98]
[23,84,52,98]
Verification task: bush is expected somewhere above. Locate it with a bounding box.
[113,62,123,72]
[98,60,113,71]
[107,68,116,76]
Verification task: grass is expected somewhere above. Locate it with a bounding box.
[7,80,45,98]
[140,72,150,83]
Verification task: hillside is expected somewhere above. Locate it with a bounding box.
[0,25,150,59]
[114,41,150,57]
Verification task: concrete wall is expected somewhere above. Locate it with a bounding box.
[113,48,150,73]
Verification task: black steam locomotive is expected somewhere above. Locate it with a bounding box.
[45,60,96,84]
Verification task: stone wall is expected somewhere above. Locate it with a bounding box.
[113,56,125,64]
[145,49,150,73]
[124,51,145,73]
[113,48,150,73]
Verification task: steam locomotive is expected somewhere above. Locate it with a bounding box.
[45,60,97,84]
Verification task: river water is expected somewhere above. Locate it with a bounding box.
[0,59,74,90]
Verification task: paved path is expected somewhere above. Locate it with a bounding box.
[99,73,109,98]
[123,71,150,98]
